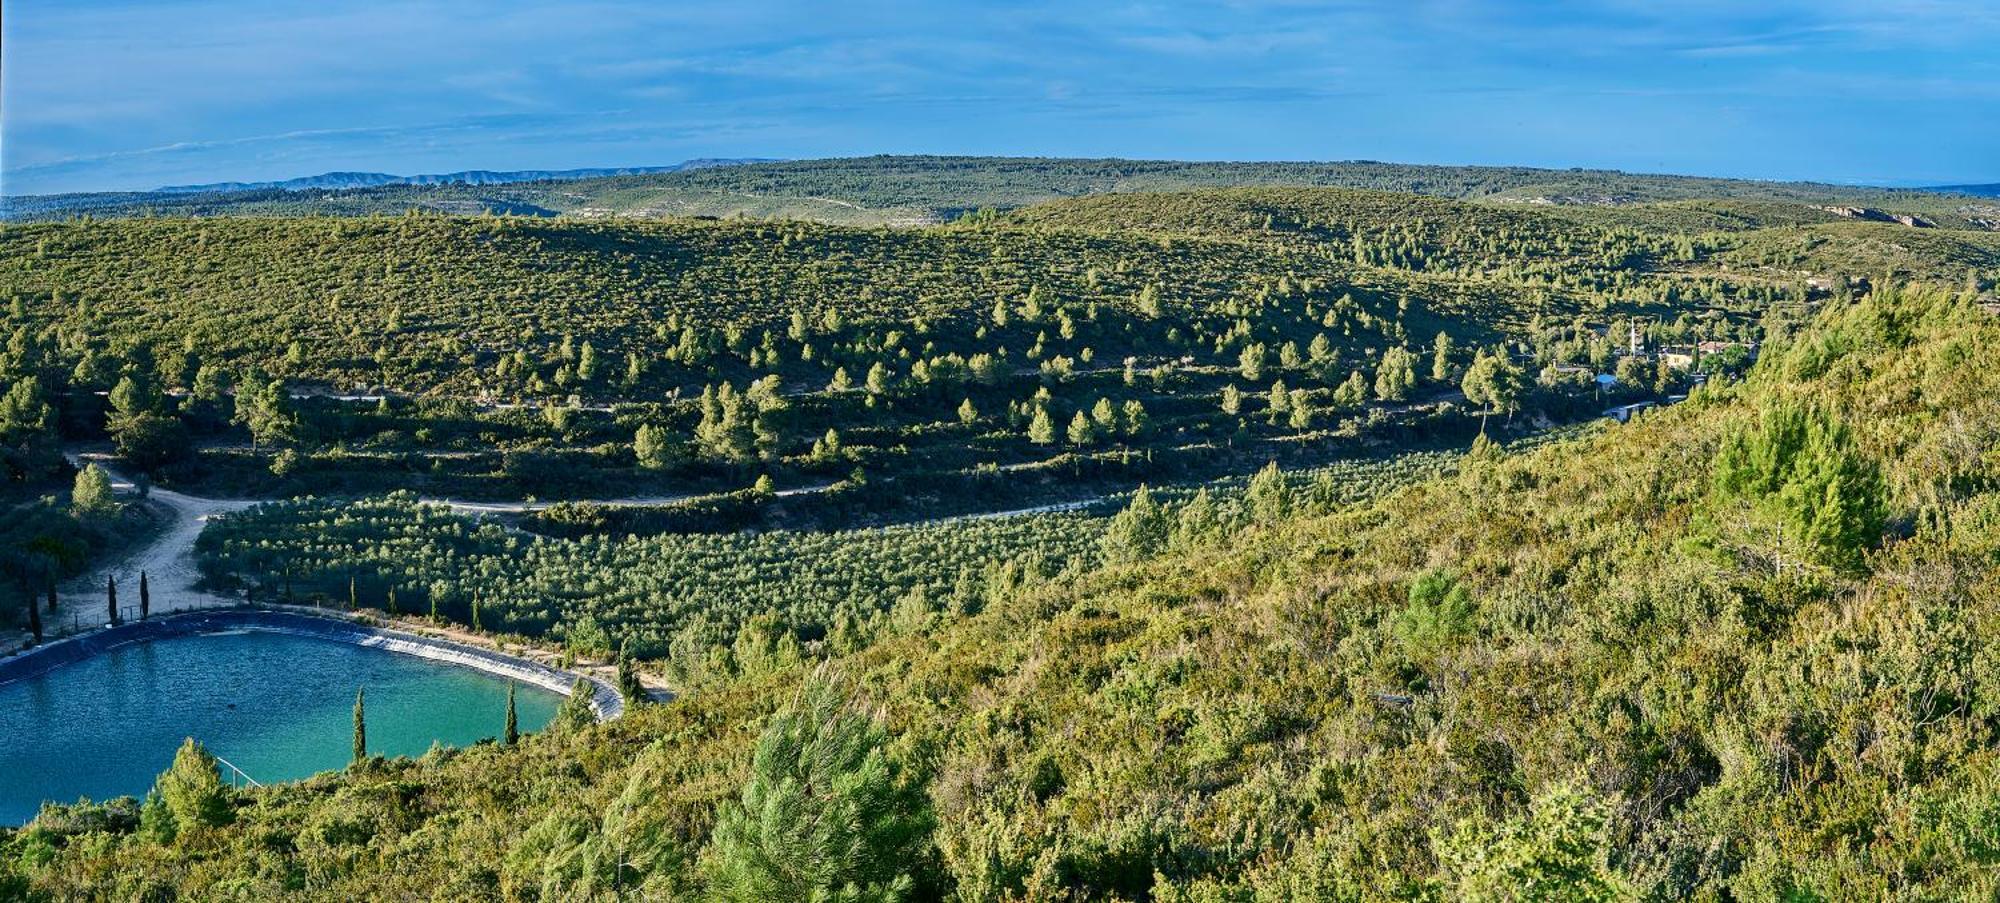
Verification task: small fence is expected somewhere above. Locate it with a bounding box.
[211,754,262,788]
[14,600,180,651]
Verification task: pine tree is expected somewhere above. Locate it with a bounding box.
[1712,404,1885,573]
[1288,390,1315,430]
[1247,462,1292,523]
[1027,407,1056,445]
[153,737,233,834]
[1220,384,1243,415]
[865,361,893,396]
[1090,397,1117,431]
[957,398,979,425]
[72,463,116,517]
[352,688,367,766]
[140,790,176,844]
[1066,410,1095,446]
[707,675,932,901]
[1171,487,1221,549]
[1102,485,1171,564]
[1121,399,1149,436]
[1375,346,1417,402]
[552,677,597,731]
[1238,342,1267,381]
[504,683,520,746]
[1432,331,1457,382]
[634,423,674,470]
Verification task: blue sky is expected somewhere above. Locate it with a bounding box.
[3,0,1996,195]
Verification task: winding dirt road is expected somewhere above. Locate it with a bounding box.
[424,482,830,515]
[56,453,256,628]
[53,453,842,621]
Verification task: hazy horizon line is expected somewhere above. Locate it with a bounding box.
[4,152,1991,200]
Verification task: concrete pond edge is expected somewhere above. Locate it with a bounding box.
[0,607,624,721]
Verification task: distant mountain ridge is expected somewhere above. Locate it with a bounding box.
[1932,183,2000,198]
[152,159,771,194]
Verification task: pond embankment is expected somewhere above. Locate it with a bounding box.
[0,608,623,720]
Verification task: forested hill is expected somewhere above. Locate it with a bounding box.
[4,188,1994,401]
[11,279,2000,898]
[9,155,1995,230]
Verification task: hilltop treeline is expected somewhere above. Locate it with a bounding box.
[9,155,1994,228]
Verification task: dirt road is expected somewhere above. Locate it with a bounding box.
[57,453,257,628]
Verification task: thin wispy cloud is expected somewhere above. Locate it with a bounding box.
[2,0,1995,193]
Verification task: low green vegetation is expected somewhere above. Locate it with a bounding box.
[4,162,2000,898]
[8,282,2000,899]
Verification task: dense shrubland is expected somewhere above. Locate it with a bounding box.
[4,169,1999,899]
[8,282,2000,899]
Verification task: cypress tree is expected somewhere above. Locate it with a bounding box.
[139,571,150,620]
[351,688,367,766]
[617,653,645,708]
[107,575,119,625]
[46,576,57,613]
[503,683,519,746]
[348,575,357,611]
[386,586,398,615]
[27,595,43,643]
[470,591,483,632]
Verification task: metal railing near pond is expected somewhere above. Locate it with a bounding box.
[211,754,262,788]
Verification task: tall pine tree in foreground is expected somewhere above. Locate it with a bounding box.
[706,673,933,902]
[151,737,233,838]
[1710,402,1885,574]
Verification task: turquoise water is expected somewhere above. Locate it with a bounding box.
[0,631,560,824]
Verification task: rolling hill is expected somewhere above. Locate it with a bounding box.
[8,156,1994,231]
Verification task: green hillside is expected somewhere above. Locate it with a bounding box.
[2,188,1842,534]
[5,180,2000,900]
[8,280,1999,899]
[6,188,1989,539]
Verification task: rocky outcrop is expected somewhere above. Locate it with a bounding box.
[1815,205,1934,228]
